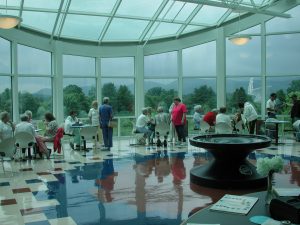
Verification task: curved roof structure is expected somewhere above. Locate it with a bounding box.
[0,0,290,44]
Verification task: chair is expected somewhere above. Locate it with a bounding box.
[199,120,212,134]
[215,122,233,134]
[265,118,278,140]
[234,120,247,134]
[155,123,170,147]
[0,137,16,173]
[14,132,35,159]
[80,126,98,150]
[129,121,145,146]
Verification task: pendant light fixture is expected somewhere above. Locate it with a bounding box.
[0,0,22,29]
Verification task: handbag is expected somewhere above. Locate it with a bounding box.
[108,120,117,128]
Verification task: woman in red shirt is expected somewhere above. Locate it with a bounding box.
[171,97,188,146]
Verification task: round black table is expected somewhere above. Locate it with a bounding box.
[181,191,270,225]
[189,134,271,189]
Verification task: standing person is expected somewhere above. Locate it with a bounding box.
[171,97,188,146]
[266,93,277,118]
[238,101,258,134]
[203,108,218,127]
[99,97,113,151]
[88,100,103,147]
[168,102,177,143]
[290,94,300,123]
[216,107,232,127]
[0,111,14,142]
[193,105,202,130]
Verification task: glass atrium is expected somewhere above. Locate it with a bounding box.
[0,0,300,225]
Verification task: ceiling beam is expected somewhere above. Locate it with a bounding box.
[17,0,24,29]
[57,0,71,39]
[50,0,65,42]
[97,0,122,45]
[176,4,203,38]
[139,0,169,43]
[175,0,291,18]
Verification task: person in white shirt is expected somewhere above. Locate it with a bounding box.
[216,107,232,127]
[64,110,80,149]
[238,102,258,134]
[193,105,202,130]
[0,111,14,143]
[154,106,170,138]
[88,100,103,146]
[136,108,152,144]
[15,114,36,159]
[266,93,277,118]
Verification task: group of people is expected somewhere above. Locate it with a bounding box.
[64,97,113,151]
[135,96,188,146]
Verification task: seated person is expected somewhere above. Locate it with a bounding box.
[35,112,58,159]
[64,110,80,149]
[203,108,218,127]
[136,108,153,145]
[155,107,170,144]
[216,107,232,127]
[293,120,300,132]
[15,114,36,160]
[193,105,202,130]
[0,111,14,143]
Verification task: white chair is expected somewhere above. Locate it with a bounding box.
[234,120,247,134]
[129,121,145,146]
[0,137,16,173]
[215,122,233,134]
[80,126,98,150]
[155,122,170,147]
[14,132,35,159]
[199,120,211,134]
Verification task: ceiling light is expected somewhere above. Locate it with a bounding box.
[228,35,252,45]
[0,14,22,29]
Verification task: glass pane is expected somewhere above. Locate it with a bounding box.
[104,18,148,41]
[24,0,61,9]
[21,11,58,33]
[226,36,261,76]
[63,78,96,117]
[192,5,227,25]
[238,25,261,35]
[101,78,134,116]
[266,76,300,116]
[69,0,117,13]
[266,6,300,33]
[1,0,20,7]
[226,77,261,114]
[183,41,216,77]
[266,34,300,76]
[61,15,108,41]
[183,78,216,113]
[144,51,177,77]
[0,76,12,114]
[101,57,134,77]
[18,45,51,75]
[161,2,197,22]
[145,22,181,39]
[63,55,95,76]
[116,0,163,18]
[18,77,52,120]
[0,37,11,74]
[182,25,205,34]
[144,78,178,111]
[175,3,198,21]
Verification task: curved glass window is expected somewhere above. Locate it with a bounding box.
[18,77,52,120]
[226,77,261,114]
[144,51,177,77]
[63,55,95,76]
[101,57,134,77]
[0,37,11,74]
[0,76,12,114]
[101,78,134,116]
[226,36,261,76]
[18,45,51,75]
[266,34,300,76]
[182,41,216,77]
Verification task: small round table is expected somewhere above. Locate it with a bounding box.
[189,134,271,189]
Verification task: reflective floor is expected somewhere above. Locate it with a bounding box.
[1,136,300,225]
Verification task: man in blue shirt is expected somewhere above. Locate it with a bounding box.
[99,97,113,151]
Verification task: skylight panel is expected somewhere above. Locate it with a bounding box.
[192,5,228,25]
[116,0,163,18]
[61,15,108,41]
[145,22,181,39]
[24,0,61,10]
[21,11,58,33]
[103,18,148,41]
[68,0,117,14]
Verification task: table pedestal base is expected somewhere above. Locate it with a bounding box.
[190,159,267,189]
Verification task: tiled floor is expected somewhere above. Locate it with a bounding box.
[1,136,300,225]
